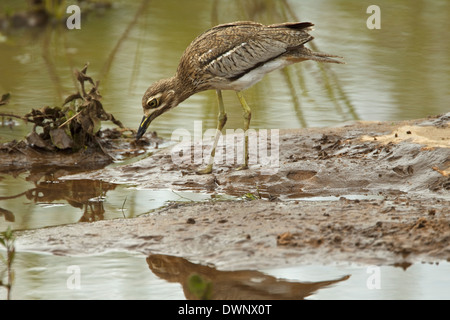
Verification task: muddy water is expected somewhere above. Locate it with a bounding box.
[5,251,450,299]
[1,0,450,300]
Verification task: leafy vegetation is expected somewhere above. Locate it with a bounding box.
[1,63,124,152]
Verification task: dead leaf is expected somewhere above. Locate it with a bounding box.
[50,128,73,149]
[26,131,52,150]
[63,92,82,105]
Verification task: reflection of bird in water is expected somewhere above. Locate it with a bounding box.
[136,21,343,173]
[147,254,349,300]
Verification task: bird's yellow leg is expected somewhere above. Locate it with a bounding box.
[236,91,251,170]
[197,90,227,174]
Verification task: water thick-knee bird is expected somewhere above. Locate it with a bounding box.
[136,21,344,173]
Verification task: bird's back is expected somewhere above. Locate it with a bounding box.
[177,21,315,90]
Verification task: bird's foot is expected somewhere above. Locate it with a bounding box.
[235,164,248,171]
[196,164,213,175]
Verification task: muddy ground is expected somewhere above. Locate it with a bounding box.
[15,113,450,270]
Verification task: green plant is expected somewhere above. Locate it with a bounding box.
[242,185,262,200]
[0,227,15,300]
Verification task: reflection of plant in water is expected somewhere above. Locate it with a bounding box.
[0,227,15,300]
[187,273,213,300]
[0,93,13,129]
[30,178,116,222]
[0,170,117,224]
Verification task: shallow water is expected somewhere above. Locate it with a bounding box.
[0,171,231,230]
[1,0,449,300]
[4,251,449,300]
[1,0,449,143]
[2,175,450,300]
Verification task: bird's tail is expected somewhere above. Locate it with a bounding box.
[295,47,345,64]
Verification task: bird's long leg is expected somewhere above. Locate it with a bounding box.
[197,89,227,174]
[236,91,251,170]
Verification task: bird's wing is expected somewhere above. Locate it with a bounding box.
[179,21,316,83]
[204,39,287,79]
[198,22,315,80]
[193,23,291,79]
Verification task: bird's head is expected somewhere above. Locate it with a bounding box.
[136,78,178,140]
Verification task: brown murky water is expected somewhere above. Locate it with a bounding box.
[1,0,450,300]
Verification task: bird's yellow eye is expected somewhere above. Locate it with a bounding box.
[146,97,159,109]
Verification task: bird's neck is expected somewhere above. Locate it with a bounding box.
[171,72,202,106]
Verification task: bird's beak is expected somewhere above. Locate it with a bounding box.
[136,115,152,140]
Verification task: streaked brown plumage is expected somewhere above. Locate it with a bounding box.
[137,21,343,173]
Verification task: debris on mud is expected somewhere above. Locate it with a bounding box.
[0,64,161,171]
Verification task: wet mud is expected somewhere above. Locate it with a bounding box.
[14,113,450,270]
[0,128,160,172]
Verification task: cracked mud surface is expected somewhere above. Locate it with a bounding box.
[15,113,450,269]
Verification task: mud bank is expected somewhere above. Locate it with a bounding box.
[15,113,450,269]
[65,113,450,199]
[16,197,450,269]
